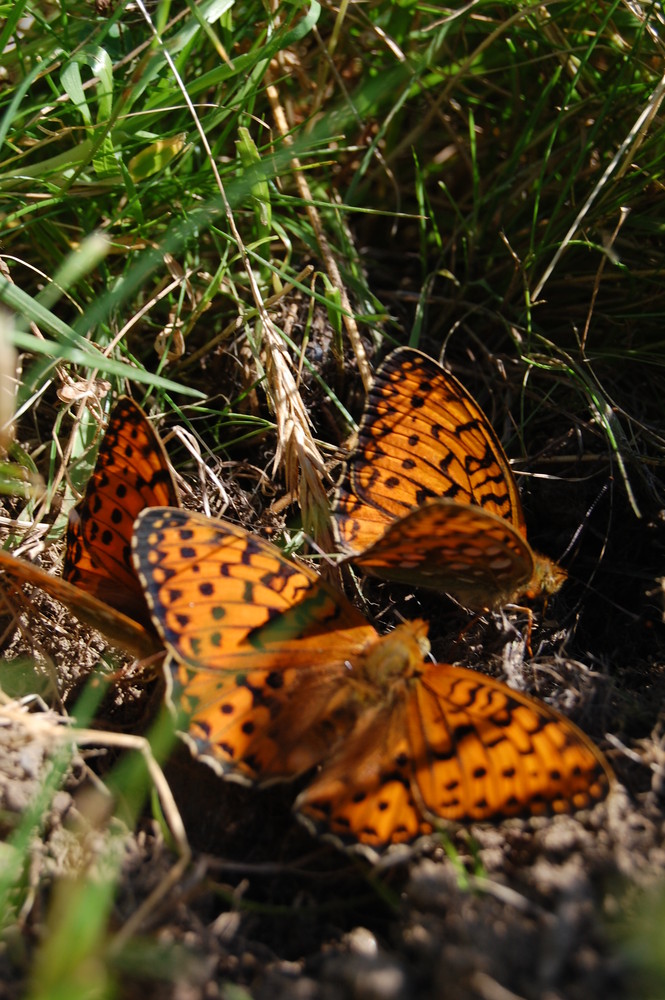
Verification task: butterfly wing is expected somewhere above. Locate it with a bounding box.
[347,499,535,609]
[333,347,525,553]
[63,396,179,626]
[131,509,608,853]
[296,657,611,856]
[295,686,434,854]
[334,348,566,604]
[0,549,158,659]
[132,507,379,783]
[412,662,611,820]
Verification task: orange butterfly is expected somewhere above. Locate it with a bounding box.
[333,348,567,610]
[0,397,178,657]
[133,506,611,858]
[63,396,179,627]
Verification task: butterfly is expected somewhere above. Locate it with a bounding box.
[132,506,612,858]
[333,348,567,610]
[63,395,179,627]
[0,396,178,658]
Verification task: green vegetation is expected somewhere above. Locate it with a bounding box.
[1,1,664,997]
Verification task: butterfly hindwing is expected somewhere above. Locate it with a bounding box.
[348,499,535,608]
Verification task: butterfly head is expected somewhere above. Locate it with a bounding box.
[527,553,568,600]
[361,618,430,685]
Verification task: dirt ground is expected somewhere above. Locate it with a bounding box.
[0,336,664,1000]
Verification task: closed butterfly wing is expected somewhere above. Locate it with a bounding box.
[132,507,610,857]
[64,396,179,626]
[333,348,566,607]
[0,549,158,659]
[347,499,535,609]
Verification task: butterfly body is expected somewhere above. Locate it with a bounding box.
[333,348,567,609]
[132,507,611,857]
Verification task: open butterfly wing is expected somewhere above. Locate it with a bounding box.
[132,510,609,852]
[64,396,179,626]
[132,507,379,783]
[348,499,535,609]
[412,662,611,820]
[334,347,526,553]
[296,657,612,855]
[0,549,158,659]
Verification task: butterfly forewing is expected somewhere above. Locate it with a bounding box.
[63,396,179,625]
[412,663,611,821]
[132,507,377,671]
[334,347,525,551]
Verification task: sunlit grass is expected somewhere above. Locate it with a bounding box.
[1,0,664,993]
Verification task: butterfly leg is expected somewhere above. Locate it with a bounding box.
[503,604,534,656]
[454,606,534,656]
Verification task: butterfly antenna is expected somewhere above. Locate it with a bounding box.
[557,477,645,629]
[559,479,611,565]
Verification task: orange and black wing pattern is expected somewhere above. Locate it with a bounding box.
[333,349,565,608]
[63,396,179,626]
[132,507,609,857]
